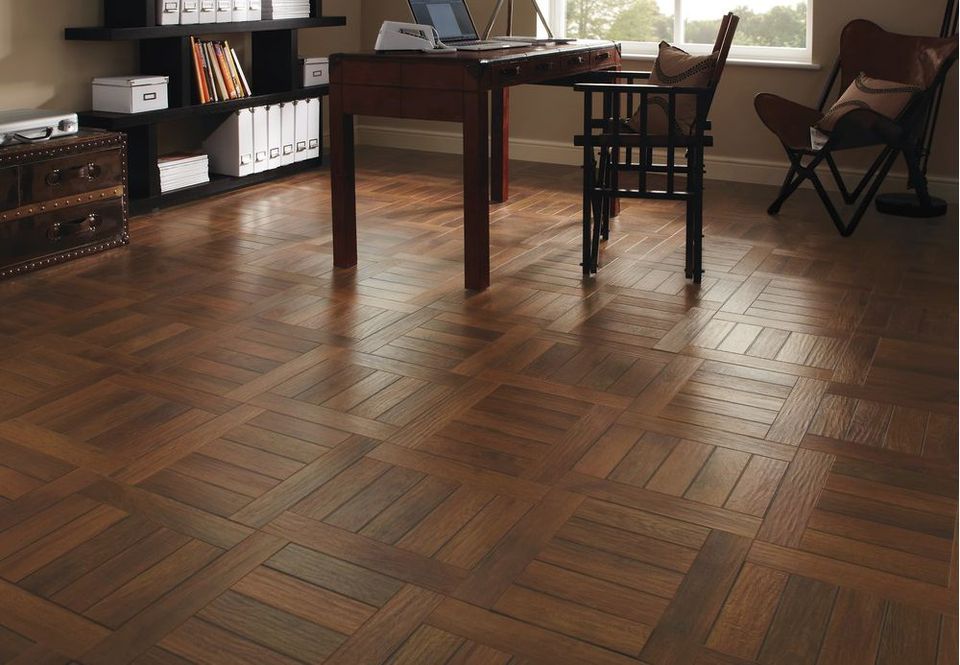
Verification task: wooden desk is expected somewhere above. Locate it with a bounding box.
[329,41,621,290]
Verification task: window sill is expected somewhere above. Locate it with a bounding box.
[621,53,821,71]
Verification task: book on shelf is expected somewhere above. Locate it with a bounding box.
[191,38,253,104]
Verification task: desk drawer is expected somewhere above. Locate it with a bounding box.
[559,51,592,74]
[0,198,125,269]
[21,148,124,205]
[0,167,17,211]
[591,47,618,68]
[492,62,528,87]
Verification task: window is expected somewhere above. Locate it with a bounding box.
[541,0,813,63]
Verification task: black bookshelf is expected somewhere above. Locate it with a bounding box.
[65,0,343,212]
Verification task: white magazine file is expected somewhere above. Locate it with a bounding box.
[180,0,200,24]
[267,105,283,171]
[157,0,180,25]
[248,0,262,21]
[231,0,248,21]
[280,103,296,167]
[306,98,320,160]
[252,105,269,174]
[293,100,309,163]
[203,108,254,177]
[198,0,217,23]
[215,0,232,22]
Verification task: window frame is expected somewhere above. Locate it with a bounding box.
[543,0,814,65]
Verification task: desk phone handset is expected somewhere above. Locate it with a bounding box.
[375,22,456,53]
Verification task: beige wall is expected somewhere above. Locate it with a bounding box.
[0,0,954,181]
[358,0,958,181]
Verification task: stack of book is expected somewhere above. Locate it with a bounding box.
[262,0,311,19]
[158,153,210,193]
[190,37,253,104]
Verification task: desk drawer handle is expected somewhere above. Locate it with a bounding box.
[49,213,99,241]
[500,65,522,77]
[596,52,611,61]
[569,55,585,66]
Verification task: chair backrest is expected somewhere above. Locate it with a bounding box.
[838,20,958,91]
[710,13,739,90]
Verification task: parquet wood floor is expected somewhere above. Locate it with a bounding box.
[0,146,956,664]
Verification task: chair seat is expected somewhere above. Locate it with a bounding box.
[754,93,823,150]
[574,121,712,148]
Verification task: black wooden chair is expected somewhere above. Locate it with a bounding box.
[574,13,738,283]
[755,20,958,236]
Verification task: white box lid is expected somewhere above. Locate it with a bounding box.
[92,76,170,87]
[302,57,328,65]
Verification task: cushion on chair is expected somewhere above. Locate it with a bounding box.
[629,42,716,136]
[815,73,922,133]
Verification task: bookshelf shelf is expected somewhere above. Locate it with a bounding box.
[65,17,346,41]
[130,158,322,215]
[67,0,341,213]
[80,86,328,129]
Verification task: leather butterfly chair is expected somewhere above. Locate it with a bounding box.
[574,13,739,284]
[755,20,958,236]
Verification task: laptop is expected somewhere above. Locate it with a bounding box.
[408,0,531,50]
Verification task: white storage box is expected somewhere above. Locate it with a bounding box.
[302,57,329,87]
[92,76,169,114]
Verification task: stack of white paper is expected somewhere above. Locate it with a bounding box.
[158,153,210,193]
[262,0,310,19]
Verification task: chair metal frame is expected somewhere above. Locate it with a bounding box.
[574,13,739,284]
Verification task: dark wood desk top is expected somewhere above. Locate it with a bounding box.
[331,40,618,66]
[330,40,620,91]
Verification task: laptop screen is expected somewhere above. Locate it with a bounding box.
[408,0,478,41]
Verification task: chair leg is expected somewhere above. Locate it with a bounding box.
[685,198,694,279]
[601,148,612,241]
[691,194,703,284]
[807,148,901,237]
[689,146,704,284]
[582,153,594,276]
[903,145,933,209]
[768,158,805,215]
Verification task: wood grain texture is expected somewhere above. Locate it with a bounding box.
[0,147,954,663]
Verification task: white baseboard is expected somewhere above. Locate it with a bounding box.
[357,124,958,202]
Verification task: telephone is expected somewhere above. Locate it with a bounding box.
[374,21,456,53]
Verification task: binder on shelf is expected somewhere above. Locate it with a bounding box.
[267,105,283,171]
[231,0,248,21]
[203,108,254,178]
[199,0,217,23]
[157,0,180,25]
[252,105,269,174]
[280,102,295,167]
[180,0,200,24]
[215,0,232,22]
[306,98,320,159]
[248,0,262,21]
[293,100,309,163]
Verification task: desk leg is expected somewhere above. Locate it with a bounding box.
[491,88,509,203]
[330,84,357,268]
[463,90,490,290]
